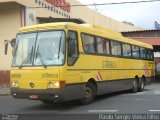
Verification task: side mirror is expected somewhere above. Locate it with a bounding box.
[4,38,16,55]
[11,38,16,47]
[4,40,10,55]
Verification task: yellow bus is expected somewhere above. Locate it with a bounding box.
[9,22,155,104]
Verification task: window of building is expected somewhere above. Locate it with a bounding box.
[97,37,110,54]
[110,41,122,56]
[45,4,47,8]
[122,43,131,57]
[39,1,41,5]
[51,7,53,11]
[132,45,140,58]
[48,6,50,10]
[82,34,95,53]
[42,3,44,7]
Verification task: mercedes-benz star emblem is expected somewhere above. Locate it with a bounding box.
[30,83,34,88]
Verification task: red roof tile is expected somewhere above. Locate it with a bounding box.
[129,37,160,45]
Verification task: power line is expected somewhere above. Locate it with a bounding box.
[72,0,160,6]
[27,0,160,8]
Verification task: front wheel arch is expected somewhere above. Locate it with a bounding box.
[79,80,97,104]
[87,79,97,94]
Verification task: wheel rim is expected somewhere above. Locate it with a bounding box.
[84,87,93,98]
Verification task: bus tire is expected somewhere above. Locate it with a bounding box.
[79,82,96,105]
[138,78,145,92]
[131,79,138,93]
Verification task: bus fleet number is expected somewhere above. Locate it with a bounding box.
[42,73,58,78]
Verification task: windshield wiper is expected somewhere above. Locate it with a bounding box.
[13,44,18,57]
[19,47,34,69]
[36,51,47,69]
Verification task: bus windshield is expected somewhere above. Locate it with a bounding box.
[12,30,65,67]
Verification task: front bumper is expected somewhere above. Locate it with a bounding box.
[11,84,85,102]
[11,88,64,102]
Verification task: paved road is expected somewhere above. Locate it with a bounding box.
[0,82,160,115]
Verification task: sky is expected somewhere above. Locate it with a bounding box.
[76,0,160,29]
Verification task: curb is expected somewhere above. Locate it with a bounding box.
[0,88,10,96]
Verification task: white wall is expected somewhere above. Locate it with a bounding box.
[154,52,160,57]
[0,4,21,70]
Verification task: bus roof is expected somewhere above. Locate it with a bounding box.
[19,22,153,49]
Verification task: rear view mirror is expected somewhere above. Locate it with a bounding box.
[4,38,16,55]
[4,40,9,55]
[11,38,16,47]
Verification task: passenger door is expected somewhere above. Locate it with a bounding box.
[67,30,80,84]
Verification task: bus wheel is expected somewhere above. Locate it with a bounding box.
[138,78,145,92]
[132,79,138,93]
[79,82,96,105]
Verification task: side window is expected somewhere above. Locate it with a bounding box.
[122,43,131,57]
[97,37,110,54]
[81,34,95,53]
[146,49,153,60]
[151,50,154,60]
[68,31,78,65]
[110,41,122,56]
[140,47,146,59]
[132,45,140,58]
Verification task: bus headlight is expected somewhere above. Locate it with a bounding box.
[48,81,59,88]
[11,81,19,87]
[54,82,60,88]
[48,81,66,88]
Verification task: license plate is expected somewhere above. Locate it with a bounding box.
[29,95,38,100]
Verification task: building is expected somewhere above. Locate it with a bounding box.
[122,30,160,78]
[0,0,142,86]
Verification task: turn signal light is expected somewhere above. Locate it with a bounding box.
[54,82,60,88]
[60,81,66,88]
